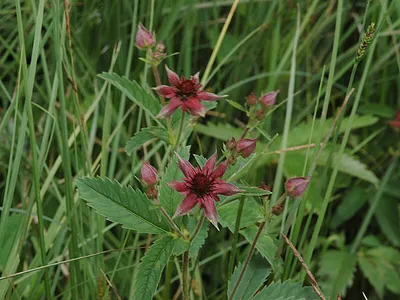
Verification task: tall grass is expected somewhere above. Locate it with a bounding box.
[0,0,399,299]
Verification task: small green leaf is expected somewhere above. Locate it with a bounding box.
[359,246,400,297]
[374,195,400,247]
[236,184,271,196]
[193,154,207,168]
[76,177,169,234]
[218,200,282,274]
[226,99,247,112]
[98,73,163,123]
[133,236,176,300]
[252,280,318,300]
[126,127,169,155]
[227,255,270,300]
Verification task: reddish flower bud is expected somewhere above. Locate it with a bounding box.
[226,137,237,150]
[246,92,258,106]
[259,182,270,192]
[388,111,400,129]
[260,89,280,107]
[271,205,283,216]
[255,109,265,120]
[236,138,257,158]
[285,176,310,198]
[141,161,158,187]
[136,23,156,50]
[155,41,165,53]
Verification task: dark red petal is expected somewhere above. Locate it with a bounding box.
[211,194,220,202]
[213,181,242,196]
[177,154,197,178]
[192,72,200,83]
[203,152,217,176]
[197,91,223,101]
[212,160,228,179]
[173,194,198,218]
[185,98,206,117]
[168,181,189,195]
[165,65,180,87]
[153,85,176,98]
[202,196,219,230]
[157,98,182,118]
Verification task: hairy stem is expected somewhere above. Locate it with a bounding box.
[174,110,185,150]
[159,206,186,239]
[190,211,205,242]
[182,251,190,300]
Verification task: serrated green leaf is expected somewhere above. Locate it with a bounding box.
[358,254,385,298]
[374,195,400,247]
[317,251,356,299]
[330,187,367,229]
[98,72,163,123]
[126,127,169,155]
[359,246,400,296]
[195,115,378,146]
[133,236,176,300]
[76,177,169,234]
[227,255,270,300]
[218,200,264,229]
[252,280,318,300]
[173,217,209,257]
[159,146,191,216]
[241,226,282,276]
[284,150,379,185]
[218,200,282,274]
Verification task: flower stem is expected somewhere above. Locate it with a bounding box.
[159,206,186,240]
[227,196,245,281]
[239,126,250,140]
[174,110,185,150]
[228,221,266,300]
[182,251,190,300]
[190,211,205,242]
[152,64,165,105]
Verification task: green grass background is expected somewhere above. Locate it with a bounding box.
[0,0,400,299]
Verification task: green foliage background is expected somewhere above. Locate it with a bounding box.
[0,0,400,299]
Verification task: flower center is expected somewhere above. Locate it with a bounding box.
[177,79,198,99]
[190,173,212,196]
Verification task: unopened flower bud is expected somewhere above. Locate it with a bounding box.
[259,182,270,192]
[246,92,258,106]
[272,205,283,216]
[226,137,237,150]
[236,138,257,158]
[136,23,156,50]
[260,90,280,107]
[146,186,159,200]
[285,176,310,198]
[155,41,165,53]
[388,111,400,129]
[255,109,265,120]
[141,161,158,187]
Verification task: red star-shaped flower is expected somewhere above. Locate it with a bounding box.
[169,153,241,229]
[154,66,223,118]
